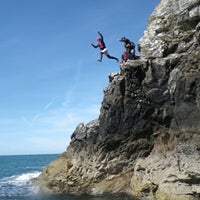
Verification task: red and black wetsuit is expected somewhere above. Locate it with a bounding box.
[91,32,119,62]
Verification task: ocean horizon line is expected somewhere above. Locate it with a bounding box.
[0,152,60,157]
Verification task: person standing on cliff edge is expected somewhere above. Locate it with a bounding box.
[91,31,119,63]
[119,36,136,63]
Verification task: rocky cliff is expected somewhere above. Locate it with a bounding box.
[35,0,200,199]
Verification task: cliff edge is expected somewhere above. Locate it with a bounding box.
[35,0,200,199]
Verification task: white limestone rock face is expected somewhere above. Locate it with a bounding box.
[139,0,200,58]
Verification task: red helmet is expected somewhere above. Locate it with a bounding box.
[96,37,101,41]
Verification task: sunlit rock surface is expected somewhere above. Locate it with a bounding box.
[35,0,200,199]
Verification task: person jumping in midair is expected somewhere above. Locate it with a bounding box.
[91,31,119,62]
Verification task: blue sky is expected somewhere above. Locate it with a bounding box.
[0,0,160,155]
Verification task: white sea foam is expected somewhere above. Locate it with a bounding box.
[0,171,41,196]
[0,171,41,186]
[15,172,41,183]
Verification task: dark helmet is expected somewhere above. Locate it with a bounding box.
[119,37,126,42]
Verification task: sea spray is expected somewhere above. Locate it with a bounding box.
[0,171,41,196]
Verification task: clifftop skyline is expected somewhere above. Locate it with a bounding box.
[0,0,159,155]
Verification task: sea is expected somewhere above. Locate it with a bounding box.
[0,154,139,200]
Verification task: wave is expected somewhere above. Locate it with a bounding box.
[0,171,40,185]
[0,171,41,197]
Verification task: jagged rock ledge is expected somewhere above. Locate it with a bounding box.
[34,0,200,199]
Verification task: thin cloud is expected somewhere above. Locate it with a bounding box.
[32,113,42,122]
[44,97,56,110]
[62,61,83,108]
[22,113,42,128]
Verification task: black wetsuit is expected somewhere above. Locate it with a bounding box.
[120,37,136,60]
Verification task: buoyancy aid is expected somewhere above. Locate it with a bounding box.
[98,40,105,50]
[123,50,128,61]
